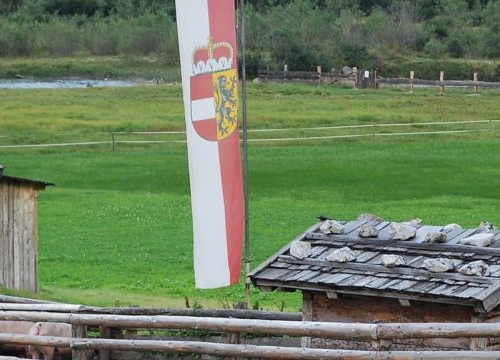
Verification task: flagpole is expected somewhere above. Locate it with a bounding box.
[238,0,251,308]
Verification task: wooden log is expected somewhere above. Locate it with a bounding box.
[0,303,85,312]
[409,70,415,92]
[376,323,500,339]
[98,326,111,360]
[0,304,302,321]
[72,324,87,360]
[68,338,500,360]
[0,311,377,340]
[4,333,500,360]
[5,311,500,343]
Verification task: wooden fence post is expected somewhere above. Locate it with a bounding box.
[99,326,111,360]
[72,324,88,360]
[440,71,445,93]
[474,72,479,95]
[409,71,415,93]
[317,66,322,86]
[283,64,288,80]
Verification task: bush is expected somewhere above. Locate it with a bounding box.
[38,17,82,56]
[84,19,120,56]
[0,19,36,56]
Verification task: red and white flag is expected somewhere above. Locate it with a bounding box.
[176,0,244,288]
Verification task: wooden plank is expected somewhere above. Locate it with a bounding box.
[428,283,455,296]
[309,246,329,258]
[474,281,500,312]
[378,279,405,290]
[363,277,394,289]
[296,270,322,282]
[7,183,14,289]
[13,185,21,290]
[286,270,316,282]
[354,250,380,263]
[307,272,337,284]
[271,261,291,269]
[321,273,354,285]
[446,229,477,245]
[255,268,291,281]
[307,232,500,256]
[374,223,393,240]
[336,274,367,287]
[412,225,444,244]
[391,280,418,291]
[0,183,5,287]
[440,285,465,297]
[489,265,500,276]
[453,286,485,299]
[487,231,500,248]
[276,255,496,285]
[343,219,370,236]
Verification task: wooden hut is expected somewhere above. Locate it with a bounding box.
[0,167,53,293]
[249,215,500,351]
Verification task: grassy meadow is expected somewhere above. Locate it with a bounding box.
[1,81,500,312]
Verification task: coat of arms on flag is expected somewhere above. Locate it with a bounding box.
[190,38,239,142]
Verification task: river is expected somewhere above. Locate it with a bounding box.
[0,78,136,89]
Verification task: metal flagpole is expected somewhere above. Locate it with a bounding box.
[238,0,251,308]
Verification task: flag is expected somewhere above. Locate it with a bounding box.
[176,0,244,288]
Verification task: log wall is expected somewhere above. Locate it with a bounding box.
[302,291,492,351]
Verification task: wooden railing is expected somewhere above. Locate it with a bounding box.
[2,303,500,359]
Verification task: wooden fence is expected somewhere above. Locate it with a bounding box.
[257,67,500,92]
[3,303,500,359]
[257,65,354,85]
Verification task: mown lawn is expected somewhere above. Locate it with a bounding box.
[1,83,500,311]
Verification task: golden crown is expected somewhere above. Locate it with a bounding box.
[192,37,234,75]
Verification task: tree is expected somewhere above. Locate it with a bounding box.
[0,0,23,14]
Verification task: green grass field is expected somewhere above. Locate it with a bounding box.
[1,82,500,311]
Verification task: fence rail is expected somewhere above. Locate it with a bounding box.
[1,119,499,150]
[257,67,500,91]
[3,307,500,359]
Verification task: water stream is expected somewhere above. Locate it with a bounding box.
[0,78,136,89]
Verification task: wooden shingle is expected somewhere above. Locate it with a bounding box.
[250,217,500,312]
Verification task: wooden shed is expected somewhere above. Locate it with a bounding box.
[249,215,500,350]
[0,167,53,293]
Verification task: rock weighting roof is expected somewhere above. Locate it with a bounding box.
[249,214,500,312]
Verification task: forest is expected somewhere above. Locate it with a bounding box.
[1,0,500,79]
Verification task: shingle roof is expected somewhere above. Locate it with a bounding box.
[0,174,54,188]
[249,216,500,312]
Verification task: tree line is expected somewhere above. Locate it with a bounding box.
[1,0,500,79]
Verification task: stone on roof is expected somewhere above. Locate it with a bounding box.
[249,215,500,312]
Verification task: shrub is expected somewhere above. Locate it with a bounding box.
[38,17,82,57]
[84,18,120,56]
[0,19,36,56]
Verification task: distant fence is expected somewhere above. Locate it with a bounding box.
[257,65,354,85]
[0,119,499,150]
[3,303,500,359]
[258,67,500,92]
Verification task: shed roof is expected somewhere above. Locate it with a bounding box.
[0,174,54,189]
[249,216,500,312]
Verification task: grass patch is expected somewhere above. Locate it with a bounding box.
[1,82,500,311]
